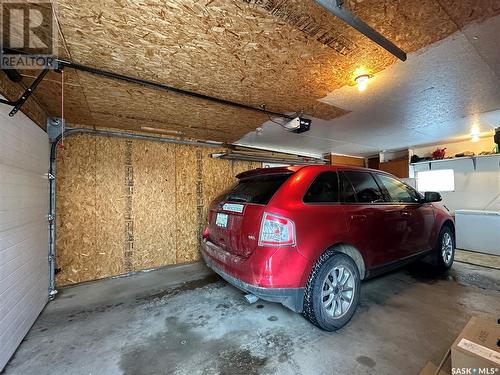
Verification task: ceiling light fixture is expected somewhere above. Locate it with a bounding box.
[355,74,370,92]
[471,128,480,142]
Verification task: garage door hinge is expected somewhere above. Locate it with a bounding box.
[47,172,55,180]
[47,214,54,223]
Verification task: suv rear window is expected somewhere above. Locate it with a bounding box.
[223,173,291,205]
[304,171,340,203]
[342,171,385,203]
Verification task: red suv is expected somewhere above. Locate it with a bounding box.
[201,165,455,331]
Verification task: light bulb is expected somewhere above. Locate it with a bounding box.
[355,74,370,92]
[471,128,480,142]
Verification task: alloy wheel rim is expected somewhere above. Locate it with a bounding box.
[441,232,454,264]
[321,266,355,318]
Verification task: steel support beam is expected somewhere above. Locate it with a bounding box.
[315,0,407,61]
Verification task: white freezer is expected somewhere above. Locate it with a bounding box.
[455,210,500,256]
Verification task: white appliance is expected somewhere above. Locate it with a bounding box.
[455,210,500,256]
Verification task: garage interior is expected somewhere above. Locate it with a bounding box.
[0,0,499,374]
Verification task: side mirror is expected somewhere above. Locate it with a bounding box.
[423,191,442,203]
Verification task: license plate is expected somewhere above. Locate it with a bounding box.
[215,213,228,228]
[222,203,244,213]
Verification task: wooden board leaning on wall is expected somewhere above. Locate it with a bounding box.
[55,133,259,286]
[324,153,366,167]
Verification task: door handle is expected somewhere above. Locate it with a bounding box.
[400,211,411,217]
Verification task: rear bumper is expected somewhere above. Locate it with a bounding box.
[201,241,305,313]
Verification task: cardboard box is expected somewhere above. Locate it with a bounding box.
[418,361,450,375]
[451,317,500,371]
[419,348,452,375]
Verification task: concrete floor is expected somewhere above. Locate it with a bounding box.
[455,249,500,269]
[4,260,500,375]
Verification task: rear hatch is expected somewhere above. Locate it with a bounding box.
[207,172,292,258]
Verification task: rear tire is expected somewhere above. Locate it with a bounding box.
[434,226,455,272]
[303,251,360,331]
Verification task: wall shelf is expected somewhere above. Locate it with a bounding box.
[410,153,499,171]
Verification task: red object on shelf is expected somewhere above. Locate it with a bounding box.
[432,148,446,159]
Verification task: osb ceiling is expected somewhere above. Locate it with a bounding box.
[4,0,500,142]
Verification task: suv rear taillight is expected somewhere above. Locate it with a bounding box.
[258,212,296,246]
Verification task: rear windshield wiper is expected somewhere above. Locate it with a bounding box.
[225,195,248,203]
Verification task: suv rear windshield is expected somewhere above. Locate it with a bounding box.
[223,173,291,205]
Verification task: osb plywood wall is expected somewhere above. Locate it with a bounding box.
[55,133,259,286]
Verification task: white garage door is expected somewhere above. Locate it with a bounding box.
[0,103,49,370]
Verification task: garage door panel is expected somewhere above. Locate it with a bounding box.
[0,264,46,327]
[0,104,49,371]
[0,268,47,367]
[0,221,44,251]
[0,132,48,173]
[0,205,47,232]
[0,192,48,210]
[0,231,46,294]
[0,165,47,188]
[0,228,45,265]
